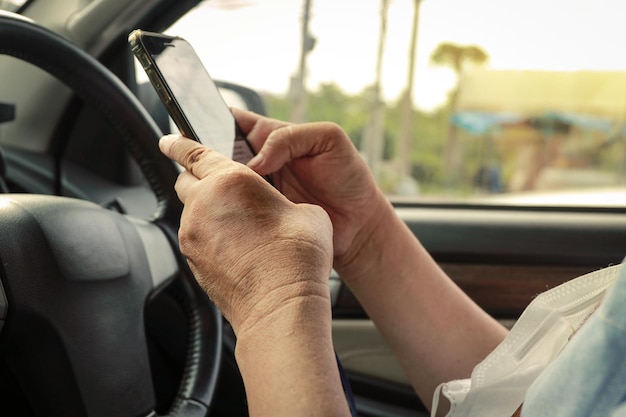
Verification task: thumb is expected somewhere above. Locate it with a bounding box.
[159,134,229,180]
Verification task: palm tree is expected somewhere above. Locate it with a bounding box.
[362,0,390,181]
[430,42,488,187]
[430,43,488,77]
[430,43,488,107]
[290,0,314,123]
[398,0,423,181]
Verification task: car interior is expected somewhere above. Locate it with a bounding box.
[0,1,625,416]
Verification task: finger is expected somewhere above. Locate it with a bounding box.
[231,108,291,152]
[230,108,263,134]
[248,122,346,175]
[173,170,199,204]
[159,134,234,180]
[159,134,203,168]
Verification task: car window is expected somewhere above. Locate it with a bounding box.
[0,0,28,12]
[160,0,626,208]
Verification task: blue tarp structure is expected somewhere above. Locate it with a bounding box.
[452,110,616,136]
[453,69,626,136]
[451,111,523,135]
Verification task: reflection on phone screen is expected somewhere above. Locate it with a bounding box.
[151,38,254,163]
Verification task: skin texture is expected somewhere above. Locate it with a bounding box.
[159,134,350,417]
[159,109,508,416]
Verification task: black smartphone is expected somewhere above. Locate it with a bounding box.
[128,29,256,164]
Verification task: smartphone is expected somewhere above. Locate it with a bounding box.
[128,29,255,164]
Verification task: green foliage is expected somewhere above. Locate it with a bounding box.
[264,82,372,148]
[385,97,448,185]
[263,94,291,122]
[261,44,626,198]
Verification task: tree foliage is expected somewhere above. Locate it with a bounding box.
[430,42,490,191]
[429,42,489,75]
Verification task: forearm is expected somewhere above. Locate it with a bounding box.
[335,195,507,406]
[235,293,352,417]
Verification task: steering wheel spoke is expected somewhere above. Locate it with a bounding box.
[129,217,180,291]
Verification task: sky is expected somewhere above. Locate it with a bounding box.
[166,0,626,111]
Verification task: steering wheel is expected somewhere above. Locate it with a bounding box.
[0,12,222,417]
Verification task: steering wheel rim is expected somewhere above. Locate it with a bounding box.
[0,12,221,417]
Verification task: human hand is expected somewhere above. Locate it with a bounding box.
[158,135,334,335]
[233,108,392,276]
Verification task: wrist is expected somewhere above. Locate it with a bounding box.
[235,293,351,417]
[235,288,332,353]
[333,192,399,284]
[232,277,331,337]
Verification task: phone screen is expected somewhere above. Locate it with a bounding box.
[130,30,255,164]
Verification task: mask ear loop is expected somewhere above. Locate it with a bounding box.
[431,383,445,417]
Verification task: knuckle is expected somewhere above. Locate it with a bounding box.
[178,202,209,255]
[178,216,199,249]
[184,146,212,168]
[322,122,349,143]
[177,227,196,258]
[212,165,258,192]
[319,121,342,132]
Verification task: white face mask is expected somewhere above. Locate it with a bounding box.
[431,263,621,417]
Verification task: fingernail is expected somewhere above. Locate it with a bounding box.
[158,134,179,152]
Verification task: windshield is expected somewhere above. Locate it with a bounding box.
[0,0,27,12]
[164,0,626,208]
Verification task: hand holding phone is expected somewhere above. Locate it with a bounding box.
[129,29,256,165]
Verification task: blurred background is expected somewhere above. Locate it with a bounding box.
[160,0,626,206]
